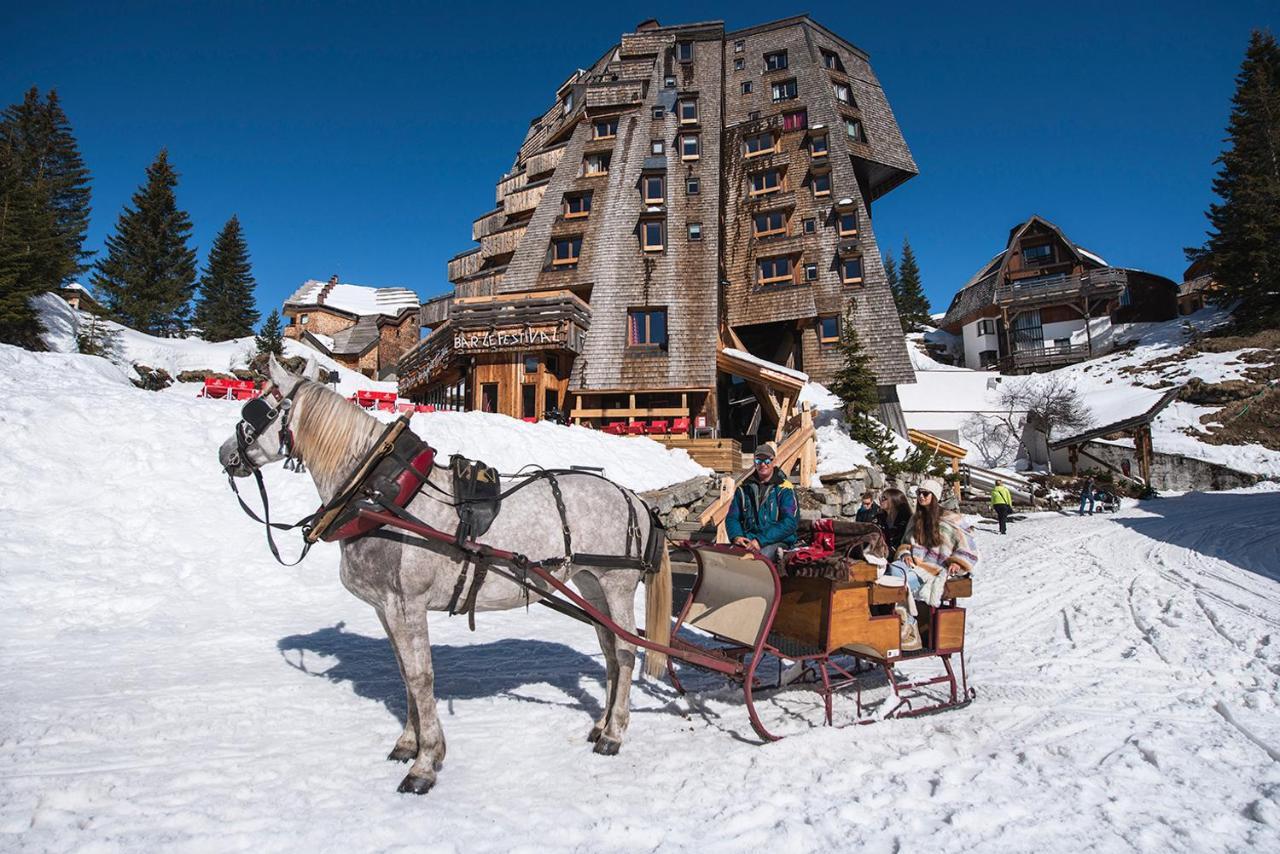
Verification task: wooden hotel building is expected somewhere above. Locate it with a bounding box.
[399,16,917,442]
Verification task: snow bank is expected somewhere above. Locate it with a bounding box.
[800,381,913,482]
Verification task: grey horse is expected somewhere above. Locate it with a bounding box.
[218,358,672,794]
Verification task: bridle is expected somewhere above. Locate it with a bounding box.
[224,382,316,565]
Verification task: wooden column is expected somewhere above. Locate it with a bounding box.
[1069,445,1079,476]
[1137,426,1153,487]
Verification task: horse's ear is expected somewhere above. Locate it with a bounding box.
[267,355,291,387]
[303,357,321,382]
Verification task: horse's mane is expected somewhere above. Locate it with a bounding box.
[291,381,379,482]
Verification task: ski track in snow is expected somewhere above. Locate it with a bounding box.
[2,348,1280,852]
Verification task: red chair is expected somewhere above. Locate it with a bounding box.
[603,422,627,436]
[671,417,691,435]
[647,419,669,435]
[397,402,416,413]
[522,417,537,423]
[626,423,646,436]
[416,404,435,413]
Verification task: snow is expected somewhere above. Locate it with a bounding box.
[721,348,808,382]
[2,341,1279,851]
[801,382,913,481]
[1077,247,1109,266]
[287,280,419,318]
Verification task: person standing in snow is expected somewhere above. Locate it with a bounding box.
[855,491,886,526]
[725,442,798,562]
[882,479,979,650]
[878,487,912,552]
[990,479,1013,535]
[1078,477,1096,516]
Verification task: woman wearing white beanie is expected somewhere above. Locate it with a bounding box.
[880,479,978,650]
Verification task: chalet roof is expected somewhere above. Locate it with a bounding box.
[1048,386,1181,450]
[940,215,1111,330]
[328,316,380,357]
[1180,273,1216,296]
[284,279,419,320]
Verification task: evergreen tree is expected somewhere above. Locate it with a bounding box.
[1189,30,1280,326]
[895,238,933,332]
[255,309,284,357]
[829,308,880,420]
[0,87,92,349]
[883,254,900,305]
[194,215,260,341]
[92,150,197,336]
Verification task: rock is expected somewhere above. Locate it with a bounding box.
[668,506,690,526]
[131,364,172,391]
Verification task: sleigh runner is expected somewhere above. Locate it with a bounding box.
[220,359,975,792]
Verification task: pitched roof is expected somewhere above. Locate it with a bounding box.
[284,279,419,319]
[328,316,381,356]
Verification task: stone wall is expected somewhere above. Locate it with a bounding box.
[1076,441,1262,493]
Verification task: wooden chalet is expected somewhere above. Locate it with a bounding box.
[938,216,1179,373]
[283,276,420,379]
[1177,257,1219,316]
[399,16,918,457]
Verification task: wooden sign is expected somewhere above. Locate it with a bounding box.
[453,324,566,352]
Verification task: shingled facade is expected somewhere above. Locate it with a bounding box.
[399,16,917,437]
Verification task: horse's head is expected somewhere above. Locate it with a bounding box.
[218,356,320,477]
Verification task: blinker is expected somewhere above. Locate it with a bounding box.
[240,396,289,439]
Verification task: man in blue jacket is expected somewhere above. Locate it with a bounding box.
[725,442,799,562]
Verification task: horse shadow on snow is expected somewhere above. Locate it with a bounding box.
[277,623,611,724]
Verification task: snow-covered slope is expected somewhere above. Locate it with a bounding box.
[2,340,1278,850]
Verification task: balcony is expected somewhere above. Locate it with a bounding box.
[525,144,567,179]
[419,293,452,327]
[998,343,1095,373]
[495,170,528,205]
[585,79,649,109]
[503,181,548,216]
[995,267,1127,308]
[447,248,482,283]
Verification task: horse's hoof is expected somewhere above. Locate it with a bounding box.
[396,773,435,795]
[387,745,416,763]
[593,737,622,756]
[587,726,602,743]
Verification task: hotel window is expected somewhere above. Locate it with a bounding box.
[628,308,668,347]
[803,217,816,234]
[764,50,788,71]
[643,174,665,205]
[688,222,702,241]
[1023,243,1054,265]
[564,192,592,219]
[812,170,832,197]
[741,80,752,94]
[977,318,997,336]
[523,353,540,374]
[641,219,666,252]
[734,39,744,53]
[819,314,840,346]
[680,134,700,160]
[841,256,864,283]
[744,131,775,157]
[676,41,694,62]
[651,139,664,155]
[783,109,807,131]
[652,106,665,120]
[833,82,851,104]
[546,354,559,374]
[550,236,582,267]
[748,168,782,196]
[753,209,787,238]
[771,78,797,102]
[678,98,698,124]
[748,110,760,120]
[686,176,700,195]
[810,133,829,157]
[299,313,309,325]
[583,153,610,176]
[805,263,819,282]
[664,75,676,88]
[821,49,844,72]
[593,117,617,139]
[838,211,858,236]
[562,91,574,114]
[758,256,794,286]
[734,58,745,71]
[845,117,867,143]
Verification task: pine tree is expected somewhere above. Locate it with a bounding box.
[255,309,284,357]
[829,308,880,420]
[1190,30,1280,326]
[92,150,197,336]
[194,215,260,341]
[0,87,92,349]
[883,254,900,305]
[895,238,933,332]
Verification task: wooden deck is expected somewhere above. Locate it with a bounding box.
[646,436,742,472]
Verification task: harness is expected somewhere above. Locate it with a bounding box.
[224,389,665,628]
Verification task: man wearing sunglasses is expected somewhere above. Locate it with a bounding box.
[724,441,799,562]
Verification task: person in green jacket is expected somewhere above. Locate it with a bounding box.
[990,479,1013,535]
[725,442,798,562]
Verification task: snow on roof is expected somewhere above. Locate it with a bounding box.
[1077,247,1109,267]
[721,348,809,382]
[62,281,88,292]
[285,280,419,319]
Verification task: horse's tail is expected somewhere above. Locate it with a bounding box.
[643,543,672,678]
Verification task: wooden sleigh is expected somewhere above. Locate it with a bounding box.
[667,544,974,740]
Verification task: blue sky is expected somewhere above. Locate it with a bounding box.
[4,1,1275,321]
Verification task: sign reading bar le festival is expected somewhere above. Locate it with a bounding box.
[453,324,566,352]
